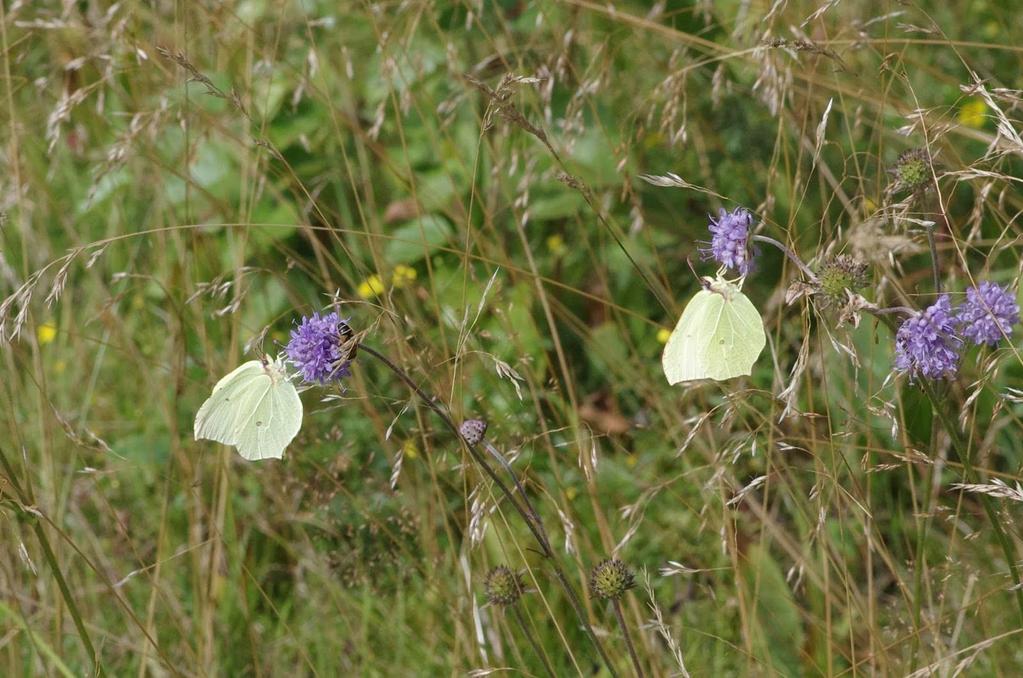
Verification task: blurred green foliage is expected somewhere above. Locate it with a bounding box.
[3,0,1023,675]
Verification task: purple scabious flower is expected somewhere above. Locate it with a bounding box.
[957,281,1019,346]
[703,207,754,275]
[286,311,353,384]
[894,295,962,380]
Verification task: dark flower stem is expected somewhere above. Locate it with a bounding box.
[510,604,558,678]
[612,598,645,678]
[750,235,818,282]
[871,305,916,317]
[751,235,919,318]
[357,343,617,676]
[480,439,551,551]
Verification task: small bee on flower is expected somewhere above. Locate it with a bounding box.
[286,312,356,384]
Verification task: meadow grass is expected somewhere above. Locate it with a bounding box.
[3,0,1023,675]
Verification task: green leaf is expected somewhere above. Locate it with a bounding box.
[586,322,628,375]
[529,191,585,221]
[901,384,933,449]
[385,215,453,264]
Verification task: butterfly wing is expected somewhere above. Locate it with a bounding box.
[194,359,303,460]
[233,374,303,461]
[704,290,766,380]
[194,361,266,446]
[662,284,766,384]
[662,290,723,384]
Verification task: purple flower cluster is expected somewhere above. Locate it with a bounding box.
[956,281,1020,346]
[704,207,754,275]
[894,282,1019,380]
[894,295,961,380]
[286,311,353,384]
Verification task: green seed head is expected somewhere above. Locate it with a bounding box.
[590,559,635,600]
[484,566,524,606]
[895,148,931,191]
[817,255,869,302]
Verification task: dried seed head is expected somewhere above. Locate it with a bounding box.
[459,418,488,446]
[590,559,635,600]
[484,566,524,606]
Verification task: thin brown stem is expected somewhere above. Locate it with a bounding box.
[510,604,557,678]
[925,224,942,295]
[357,343,617,676]
[920,380,1023,625]
[748,239,1023,624]
[750,234,819,282]
[482,439,551,552]
[0,446,105,677]
[612,598,644,678]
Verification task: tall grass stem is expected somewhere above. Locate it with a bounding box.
[358,343,617,675]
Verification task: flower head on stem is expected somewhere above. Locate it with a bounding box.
[286,311,356,384]
[894,295,961,380]
[957,281,1020,347]
[703,207,755,275]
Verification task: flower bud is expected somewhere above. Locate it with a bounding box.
[816,254,869,303]
[484,565,524,606]
[590,559,635,600]
[459,419,488,446]
[894,148,931,192]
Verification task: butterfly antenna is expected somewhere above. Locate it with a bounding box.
[246,326,271,363]
[684,256,706,287]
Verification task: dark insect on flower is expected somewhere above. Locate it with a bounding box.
[590,558,635,600]
[459,419,488,445]
[894,295,961,380]
[286,311,356,384]
[703,207,755,275]
[892,148,932,193]
[815,254,869,305]
[957,281,1020,346]
[484,565,524,606]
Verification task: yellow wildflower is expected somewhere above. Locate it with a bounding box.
[656,328,671,344]
[565,487,578,501]
[546,234,566,257]
[391,264,417,289]
[356,274,385,299]
[402,439,419,460]
[958,98,987,129]
[37,322,57,345]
